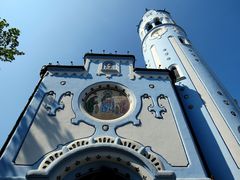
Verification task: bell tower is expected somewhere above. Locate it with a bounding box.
[139,9,240,180]
[138,10,176,69]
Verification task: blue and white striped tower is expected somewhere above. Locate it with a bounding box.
[138,9,240,180]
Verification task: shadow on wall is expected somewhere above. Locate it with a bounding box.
[0,83,49,176]
[14,94,75,166]
[175,84,234,180]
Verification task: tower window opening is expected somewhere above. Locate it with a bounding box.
[172,67,180,80]
[169,65,185,82]
[179,37,191,46]
[154,18,162,26]
[145,23,153,32]
[179,37,184,44]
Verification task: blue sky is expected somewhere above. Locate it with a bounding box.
[0,0,239,148]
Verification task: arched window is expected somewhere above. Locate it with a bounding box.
[154,18,162,26]
[145,23,153,32]
[169,64,185,82]
[178,36,191,46]
[171,66,180,79]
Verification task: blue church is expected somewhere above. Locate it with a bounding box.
[0,10,239,180]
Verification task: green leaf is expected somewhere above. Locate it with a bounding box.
[0,18,24,62]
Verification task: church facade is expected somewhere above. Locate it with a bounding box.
[0,10,239,180]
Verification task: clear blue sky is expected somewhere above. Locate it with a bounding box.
[0,0,240,148]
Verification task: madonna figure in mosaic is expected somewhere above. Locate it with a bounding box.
[100,90,115,113]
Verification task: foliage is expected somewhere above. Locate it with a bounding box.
[0,18,24,62]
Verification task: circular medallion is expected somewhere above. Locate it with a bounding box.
[81,84,131,121]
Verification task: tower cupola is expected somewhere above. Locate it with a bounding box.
[138,10,174,41]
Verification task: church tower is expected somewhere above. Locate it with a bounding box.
[138,9,240,179]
